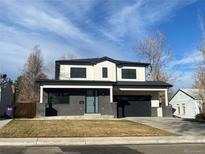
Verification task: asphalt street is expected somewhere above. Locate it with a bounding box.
[0,144,205,154]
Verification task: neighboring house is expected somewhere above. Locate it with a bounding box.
[169,89,204,119]
[37,56,172,118]
[0,74,15,117]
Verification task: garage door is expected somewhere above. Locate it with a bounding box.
[115,95,151,118]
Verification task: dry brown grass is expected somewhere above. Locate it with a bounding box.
[0,120,176,138]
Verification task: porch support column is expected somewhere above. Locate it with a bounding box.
[40,86,43,103]
[110,87,113,103]
[165,89,168,106]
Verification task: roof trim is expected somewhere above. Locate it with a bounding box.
[180,89,197,100]
[114,81,172,88]
[169,89,197,102]
[56,56,150,67]
[37,80,172,88]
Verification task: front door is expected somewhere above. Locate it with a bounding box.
[86,90,98,113]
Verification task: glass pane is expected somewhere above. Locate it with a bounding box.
[70,68,86,78]
[102,67,108,78]
[86,96,95,113]
[86,90,98,113]
[122,69,136,79]
[95,90,99,112]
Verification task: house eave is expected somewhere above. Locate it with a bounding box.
[37,80,172,88]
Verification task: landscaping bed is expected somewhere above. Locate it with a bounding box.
[0,120,176,137]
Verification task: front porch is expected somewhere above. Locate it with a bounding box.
[37,86,116,118]
[37,80,172,118]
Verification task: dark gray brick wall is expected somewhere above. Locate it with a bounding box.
[99,96,117,116]
[162,105,172,117]
[36,103,45,117]
[51,95,85,116]
[151,107,158,117]
[36,94,116,117]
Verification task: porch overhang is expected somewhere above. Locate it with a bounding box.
[113,81,172,88]
[113,81,172,107]
[37,80,114,103]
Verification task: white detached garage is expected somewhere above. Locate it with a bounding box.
[169,89,203,119]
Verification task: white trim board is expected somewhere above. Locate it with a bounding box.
[117,88,168,91]
[40,85,113,103]
[42,85,112,89]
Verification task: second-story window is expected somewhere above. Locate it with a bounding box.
[102,67,108,78]
[70,67,86,78]
[122,69,136,79]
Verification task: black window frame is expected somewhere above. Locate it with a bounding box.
[121,69,136,79]
[70,67,86,78]
[48,92,70,104]
[102,67,108,78]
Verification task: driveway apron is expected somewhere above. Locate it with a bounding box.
[125,117,205,136]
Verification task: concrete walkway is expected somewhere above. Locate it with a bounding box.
[0,119,11,128]
[1,136,205,146]
[125,117,205,136]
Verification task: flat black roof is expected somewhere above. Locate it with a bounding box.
[56,56,150,67]
[114,81,173,88]
[37,80,172,88]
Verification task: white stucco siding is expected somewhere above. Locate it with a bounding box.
[93,61,116,81]
[59,65,94,80]
[117,66,146,81]
[151,100,160,107]
[59,61,146,81]
[59,61,116,81]
[169,90,201,119]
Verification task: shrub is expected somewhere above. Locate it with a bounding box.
[195,113,205,120]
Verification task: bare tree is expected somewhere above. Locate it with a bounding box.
[60,53,76,60]
[136,31,175,99]
[46,53,77,79]
[0,74,11,88]
[136,31,172,82]
[193,13,205,112]
[18,45,47,102]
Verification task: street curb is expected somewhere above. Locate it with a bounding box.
[1,136,205,146]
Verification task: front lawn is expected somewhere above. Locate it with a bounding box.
[0,120,175,137]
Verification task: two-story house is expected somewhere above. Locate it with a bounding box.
[37,56,172,118]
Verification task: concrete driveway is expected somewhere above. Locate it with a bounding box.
[125,117,205,136]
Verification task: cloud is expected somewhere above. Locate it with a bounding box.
[0,1,93,43]
[172,70,194,90]
[167,50,203,89]
[169,51,202,69]
[101,0,197,42]
[0,0,198,82]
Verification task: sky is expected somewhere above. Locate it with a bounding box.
[0,0,204,89]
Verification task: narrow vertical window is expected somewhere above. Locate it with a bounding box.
[182,104,185,115]
[102,67,108,78]
[177,104,180,115]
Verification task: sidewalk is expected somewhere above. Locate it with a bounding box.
[1,136,205,146]
[0,119,11,128]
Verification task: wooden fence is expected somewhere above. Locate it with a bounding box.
[15,102,36,118]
